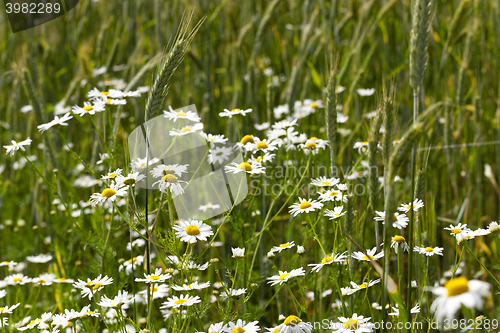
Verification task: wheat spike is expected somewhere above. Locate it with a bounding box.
[144,12,205,121]
[409,0,433,89]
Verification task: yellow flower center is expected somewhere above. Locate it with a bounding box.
[321,182,331,185]
[185,225,201,236]
[13,277,23,282]
[231,109,241,113]
[424,247,434,252]
[306,142,317,148]
[279,243,290,248]
[101,188,116,198]
[101,92,109,95]
[149,275,160,280]
[241,135,255,144]
[180,127,192,133]
[38,279,46,284]
[139,162,147,167]
[256,156,263,162]
[176,112,187,117]
[362,255,375,260]
[359,283,368,288]
[256,142,268,149]
[92,283,103,290]
[278,273,290,281]
[162,174,178,183]
[174,299,187,305]
[29,320,37,326]
[299,201,312,209]
[445,276,469,297]
[321,256,334,264]
[310,103,318,108]
[344,319,359,330]
[1,261,9,264]
[86,311,95,315]
[58,278,67,281]
[329,191,339,196]
[393,236,406,243]
[232,328,246,333]
[83,105,93,111]
[237,162,253,171]
[123,178,136,186]
[451,228,462,234]
[284,315,301,327]
[128,257,137,265]
[107,98,112,103]
[0,307,5,313]
[272,330,279,333]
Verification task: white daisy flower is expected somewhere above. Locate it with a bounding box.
[163,107,201,122]
[37,113,73,133]
[352,141,369,153]
[72,100,106,117]
[3,137,32,156]
[324,206,346,220]
[247,139,279,153]
[135,268,172,283]
[89,184,128,206]
[308,252,348,273]
[349,279,381,293]
[276,315,312,333]
[289,198,323,217]
[373,211,409,229]
[224,320,260,333]
[273,105,290,119]
[0,303,20,315]
[318,189,343,202]
[352,247,384,262]
[443,223,469,236]
[152,174,186,195]
[270,241,295,253]
[397,199,424,213]
[413,246,444,256]
[169,122,204,136]
[26,254,52,263]
[130,157,160,171]
[248,153,276,165]
[119,256,144,274]
[488,221,500,233]
[430,276,490,322]
[299,137,328,154]
[219,108,252,118]
[101,168,123,180]
[331,313,373,332]
[5,274,32,285]
[73,275,113,300]
[208,146,233,165]
[98,290,134,308]
[231,247,245,258]
[356,88,375,96]
[255,122,270,131]
[199,132,228,145]
[138,284,170,300]
[389,303,420,316]
[115,172,145,187]
[171,281,210,291]
[160,294,201,309]
[225,161,265,175]
[220,288,247,298]
[20,105,33,113]
[267,268,305,286]
[150,164,188,178]
[311,176,340,187]
[173,220,214,244]
[390,236,410,254]
[198,203,221,212]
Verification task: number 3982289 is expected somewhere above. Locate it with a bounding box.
[5,2,61,14]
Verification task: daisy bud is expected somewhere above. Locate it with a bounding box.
[267,251,275,258]
[250,283,258,287]
[210,258,219,263]
[231,247,245,258]
[297,246,305,255]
